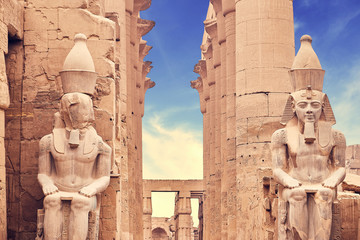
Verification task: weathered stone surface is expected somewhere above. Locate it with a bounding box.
[58,9,115,40]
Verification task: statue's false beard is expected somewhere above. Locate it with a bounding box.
[304,121,316,143]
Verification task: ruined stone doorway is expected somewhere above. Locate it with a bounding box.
[152,227,169,240]
[143,181,204,240]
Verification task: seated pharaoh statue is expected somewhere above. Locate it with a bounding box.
[37,33,111,240]
[271,35,346,240]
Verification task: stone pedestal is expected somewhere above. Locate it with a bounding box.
[35,197,100,240]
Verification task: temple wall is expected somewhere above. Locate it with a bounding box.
[3,0,154,239]
[346,144,360,175]
[1,0,23,239]
[193,0,294,239]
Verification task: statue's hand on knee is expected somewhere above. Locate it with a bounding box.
[322,177,337,189]
[79,186,97,198]
[284,177,302,189]
[43,183,59,196]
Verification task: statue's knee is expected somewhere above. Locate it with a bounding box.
[289,188,306,202]
[44,194,61,209]
[316,188,334,202]
[71,197,91,211]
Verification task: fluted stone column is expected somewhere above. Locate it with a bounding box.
[143,191,153,240]
[235,0,294,238]
[174,191,192,240]
[0,50,9,240]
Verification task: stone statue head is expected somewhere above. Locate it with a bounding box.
[60,92,94,130]
[281,86,335,126]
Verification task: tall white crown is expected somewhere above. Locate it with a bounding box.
[289,35,325,92]
[60,33,97,95]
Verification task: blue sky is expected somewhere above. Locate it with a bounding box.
[140,0,360,222]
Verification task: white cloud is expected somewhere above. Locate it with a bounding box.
[332,61,360,145]
[326,9,360,39]
[143,111,203,227]
[142,112,203,179]
[294,18,303,33]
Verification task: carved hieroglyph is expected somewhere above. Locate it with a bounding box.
[271,35,346,240]
[37,34,111,240]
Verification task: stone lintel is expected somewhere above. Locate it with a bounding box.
[143,179,203,194]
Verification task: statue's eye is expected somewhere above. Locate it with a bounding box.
[297,102,307,109]
[311,102,321,109]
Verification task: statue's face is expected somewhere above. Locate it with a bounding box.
[293,99,322,124]
[60,93,94,129]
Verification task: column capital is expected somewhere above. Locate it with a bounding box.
[139,41,152,61]
[137,18,155,38]
[193,60,207,79]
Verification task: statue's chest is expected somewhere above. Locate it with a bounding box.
[51,143,98,163]
[287,133,333,163]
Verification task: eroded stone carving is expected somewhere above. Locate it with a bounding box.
[272,35,346,240]
[38,33,111,240]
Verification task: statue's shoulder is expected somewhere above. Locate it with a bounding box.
[331,128,346,147]
[90,128,111,153]
[271,128,287,145]
[39,133,52,151]
[40,133,52,144]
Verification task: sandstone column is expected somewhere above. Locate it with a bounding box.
[175,191,192,240]
[143,191,153,240]
[1,2,23,238]
[0,49,9,240]
[235,0,294,238]
[193,0,295,238]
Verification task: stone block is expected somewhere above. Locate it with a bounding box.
[0,21,8,53]
[94,108,114,142]
[20,140,39,174]
[6,139,20,171]
[257,18,293,46]
[24,48,47,78]
[236,93,268,118]
[20,174,43,200]
[24,8,58,31]
[20,191,42,225]
[273,43,294,69]
[268,93,289,117]
[236,142,272,167]
[245,68,292,94]
[58,9,115,41]
[21,108,56,140]
[246,19,260,46]
[236,70,246,96]
[93,57,115,78]
[26,0,88,9]
[3,0,23,38]
[337,192,360,239]
[267,0,293,20]
[247,116,282,143]
[0,109,4,138]
[236,0,259,23]
[87,39,115,62]
[24,30,48,52]
[0,81,10,109]
[236,118,248,145]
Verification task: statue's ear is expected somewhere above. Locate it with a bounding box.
[322,94,336,125]
[280,95,295,125]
